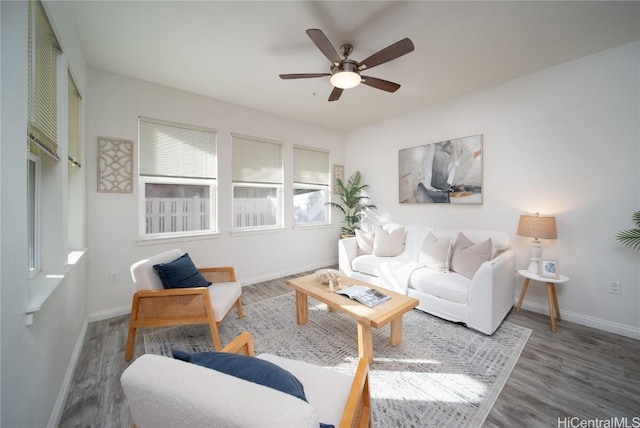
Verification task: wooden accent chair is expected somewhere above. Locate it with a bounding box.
[125,249,243,361]
[121,331,371,428]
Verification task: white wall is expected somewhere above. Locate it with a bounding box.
[0,2,89,427]
[345,41,640,338]
[85,69,344,317]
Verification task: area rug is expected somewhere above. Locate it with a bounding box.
[144,293,531,427]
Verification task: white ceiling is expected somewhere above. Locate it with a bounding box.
[61,1,640,132]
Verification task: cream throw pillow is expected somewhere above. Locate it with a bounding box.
[419,232,452,272]
[450,232,492,279]
[373,224,406,257]
[354,229,374,255]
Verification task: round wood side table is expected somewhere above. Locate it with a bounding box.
[516,269,569,332]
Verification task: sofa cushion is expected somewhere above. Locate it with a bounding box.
[172,350,307,403]
[409,268,471,304]
[419,232,451,272]
[355,229,374,255]
[351,255,387,277]
[450,233,492,279]
[152,252,212,289]
[373,223,406,257]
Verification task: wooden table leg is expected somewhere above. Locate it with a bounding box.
[515,277,530,314]
[546,282,557,332]
[295,290,308,325]
[390,316,403,346]
[551,283,561,321]
[357,321,374,363]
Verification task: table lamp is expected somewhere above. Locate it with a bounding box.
[517,212,557,274]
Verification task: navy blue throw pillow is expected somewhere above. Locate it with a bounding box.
[152,253,211,289]
[172,350,308,403]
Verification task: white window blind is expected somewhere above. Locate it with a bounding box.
[28,0,60,161]
[139,118,216,179]
[232,134,282,184]
[68,71,81,167]
[294,146,330,185]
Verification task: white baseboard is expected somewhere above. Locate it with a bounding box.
[238,258,338,287]
[89,304,130,322]
[517,300,640,340]
[47,318,89,428]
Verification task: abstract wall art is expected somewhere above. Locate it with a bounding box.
[399,134,483,204]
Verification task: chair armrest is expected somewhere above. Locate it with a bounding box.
[221,331,255,356]
[198,266,237,283]
[339,358,371,428]
[339,237,358,276]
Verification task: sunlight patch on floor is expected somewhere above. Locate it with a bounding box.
[370,370,487,403]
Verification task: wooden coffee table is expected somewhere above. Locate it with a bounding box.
[287,274,419,363]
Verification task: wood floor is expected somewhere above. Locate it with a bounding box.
[59,271,640,427]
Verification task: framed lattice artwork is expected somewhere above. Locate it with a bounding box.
[97,137,133,193]
[332,164,344,195]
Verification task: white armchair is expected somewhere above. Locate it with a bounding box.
[125,249,243,361]
[121,332,371,428]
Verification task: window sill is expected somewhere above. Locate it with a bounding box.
[136,231,220,246]
[292,223,332,231]
[229,226,285,237]
[26,250,87,324]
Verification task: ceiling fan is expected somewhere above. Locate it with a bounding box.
[279,29,415,102]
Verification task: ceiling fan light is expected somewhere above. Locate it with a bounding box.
[330,71,361,89]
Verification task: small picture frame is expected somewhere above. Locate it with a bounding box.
[539,258,560,279]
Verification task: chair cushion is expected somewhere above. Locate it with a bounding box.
[258,353,353,428]
[130,249,185,291]
[207,282,242,322]
[172,350,307,402]
[153,253,212,289]
[450,233,492,279]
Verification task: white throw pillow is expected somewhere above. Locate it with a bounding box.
[373,224,406,257]
[450,232,492,279]
[354,229,374,255]
[419,231,451,272]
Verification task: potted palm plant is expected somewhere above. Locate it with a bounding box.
[327,170,376,237]
[616,211,640,250]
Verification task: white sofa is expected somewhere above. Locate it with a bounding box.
[339,225,515,335]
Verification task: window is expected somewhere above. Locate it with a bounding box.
[293,146,330,225]
[67,71,81,168]
[232,134,283,230]
[27,155,40,276]
[139,117,217,237]
[27,0,60,275]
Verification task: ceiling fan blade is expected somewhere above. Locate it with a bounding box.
[358,38,414,71]
[361,76,401,92]
[279,73,330,79]
[328,87,343,102]
[306,29,341,65]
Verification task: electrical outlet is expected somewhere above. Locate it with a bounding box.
[109,272,118,283]
[608,281,621,295]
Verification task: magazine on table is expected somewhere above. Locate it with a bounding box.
[336,285,391,308]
